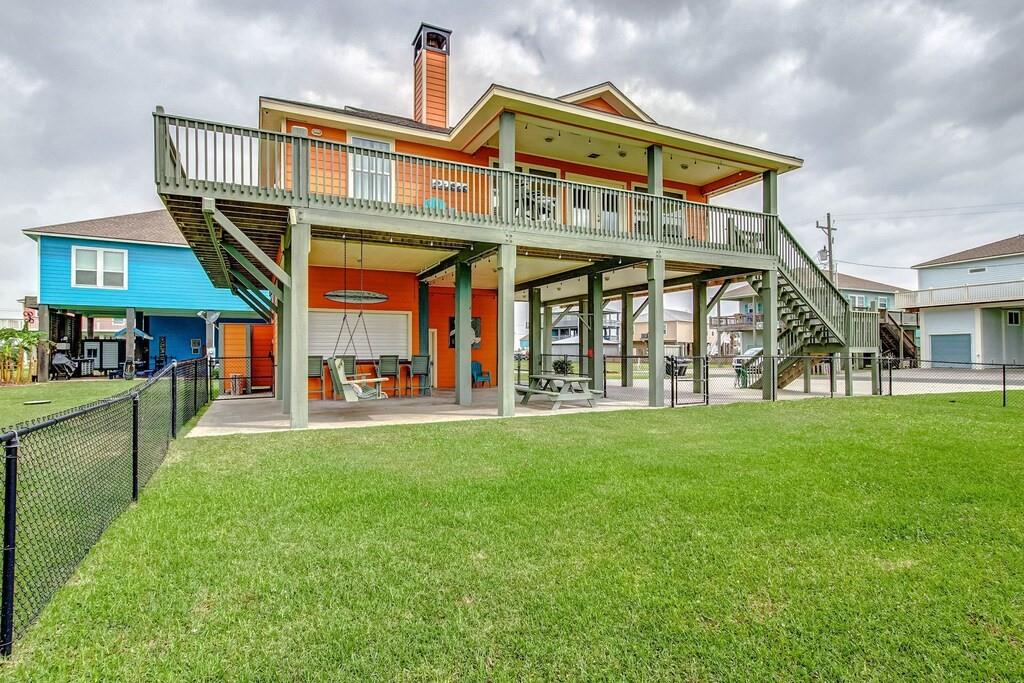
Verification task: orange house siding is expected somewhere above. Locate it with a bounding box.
[429,288,498,390]
[577,97,620,115]
[422,50,448,128]
[294,265,499,397]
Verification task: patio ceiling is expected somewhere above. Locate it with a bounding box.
[483,114,756,189]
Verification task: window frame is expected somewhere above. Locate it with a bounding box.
[347,133,396,203]
[71,246,128,290]
[1008,310,1021,327]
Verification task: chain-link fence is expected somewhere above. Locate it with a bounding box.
[213,356,275,399]
[0,357,211,655]
[880,358,1023,407]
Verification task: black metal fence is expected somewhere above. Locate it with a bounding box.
[515,354,1024,409]
[0,357,211,655]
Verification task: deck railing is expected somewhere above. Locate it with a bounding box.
[895,281,1024,309]
[849,310,880,348]
[154,112,777,255]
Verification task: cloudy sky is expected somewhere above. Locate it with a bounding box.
[2,0,1023,316]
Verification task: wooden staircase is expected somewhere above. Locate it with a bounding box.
[742,219,851,390]
[880,312,918,362]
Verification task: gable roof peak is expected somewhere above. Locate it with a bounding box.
[558,81,655,123]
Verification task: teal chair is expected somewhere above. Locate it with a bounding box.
[410,354,432,396]
[376,355,401,395]
[308,356,325,399]
[471,360,492,387]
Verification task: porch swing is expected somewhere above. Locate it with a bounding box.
[324,237,389,402]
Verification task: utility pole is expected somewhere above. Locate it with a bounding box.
[816,212,837,283]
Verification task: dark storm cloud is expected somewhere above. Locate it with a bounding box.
[2,0,1022,313]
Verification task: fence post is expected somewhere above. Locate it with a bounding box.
[131,394,140,502]
[603,361,608,399]
[669,358,675,407]
[170,361,178,439]
[703,357,710,406]
[888,360,893,397]
[192,361,198,417]
[829,356,835,399]
[1003,365,1007,408]
[1,435,19,657]
[771,357,778,401]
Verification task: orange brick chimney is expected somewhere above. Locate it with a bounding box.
[412,23,452,128]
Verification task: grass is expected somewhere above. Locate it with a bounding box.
[0,380,140,428]
[3,396,1024,680]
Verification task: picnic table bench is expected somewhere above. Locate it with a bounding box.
[515,373,601,410]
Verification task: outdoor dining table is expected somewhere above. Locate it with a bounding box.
[518,373,599,409]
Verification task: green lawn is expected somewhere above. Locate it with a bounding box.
[3,396,1023,680]
[0,380,140,428]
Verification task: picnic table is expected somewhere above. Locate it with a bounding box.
[516,373,600,409]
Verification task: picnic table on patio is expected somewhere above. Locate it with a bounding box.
[516,373,600,409]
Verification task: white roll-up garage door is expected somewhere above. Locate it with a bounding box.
[308,310,410,358]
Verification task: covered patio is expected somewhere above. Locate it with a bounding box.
[192,386,656,437]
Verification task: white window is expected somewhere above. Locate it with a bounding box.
[348,135,393,202]
[72,247,127,289]
[1009,311,1021,326]
[850,294,866,308]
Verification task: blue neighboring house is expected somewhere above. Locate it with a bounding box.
[24,209,262,377]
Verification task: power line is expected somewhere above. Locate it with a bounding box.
[837,258,1024,271]
[836,207,1024,222]
[836,201,1024,218]
[835,259,915,270]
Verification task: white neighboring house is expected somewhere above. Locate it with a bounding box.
[897,234,1024,366]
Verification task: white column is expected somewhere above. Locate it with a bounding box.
[497,243,516,416]
[647,257,665,407]
[288,223,310,428]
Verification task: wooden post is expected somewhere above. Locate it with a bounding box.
[288,222,310,428]
[759,270,778,400]
[528,288,542,377]
[578,298,590,377]
[542,305,553,372]
[36,304,50,382]
[418,281,430,356]
[621,292,634,387]
[497,243,516,417]
[588,273,604,393]
[693,280,707,393]
[125,307,136,370]
[454,261,472,406]
[647,257,665,407]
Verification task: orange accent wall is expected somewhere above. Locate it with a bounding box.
[578,97,620,115]
[429,288,498,390]
[251,324,275,389]
[220,323,248,393]
[275,264,500,397]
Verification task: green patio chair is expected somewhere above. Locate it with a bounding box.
[376,354,401,395]
[308,355,325,399]
[410,354,432,396]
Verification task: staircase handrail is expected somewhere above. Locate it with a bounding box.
[774,219,849,344]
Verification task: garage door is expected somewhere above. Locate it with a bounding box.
[308,310,410,358]
[930,333,971,367]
